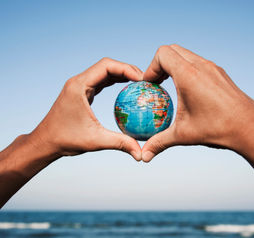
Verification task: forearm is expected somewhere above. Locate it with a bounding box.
[0,132,60,208]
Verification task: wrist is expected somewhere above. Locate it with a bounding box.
[0,132,61,179]
[27,128,62,163]
[227,98,254,166]
[232,122,254,167]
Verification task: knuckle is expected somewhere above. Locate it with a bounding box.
[129,64,137,72]
[125,63,134,72]
[100,57,112,64]
[216,65,225,73]
[64,77,80,95]
[117,138,126,152]
[169,43,180,49]
[205,60,217,68]
[157,45,171,55]
[149,136,166,154]
[204,60,226,75]
[65,77,76,88]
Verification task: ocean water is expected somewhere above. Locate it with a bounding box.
[0,211,253,238]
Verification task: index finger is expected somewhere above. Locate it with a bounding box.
[143,45,191,85]
[170,44,207,64]
[79,57,143,89]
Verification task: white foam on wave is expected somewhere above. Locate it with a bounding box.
[0,222,50,229]
[205,224,254,237]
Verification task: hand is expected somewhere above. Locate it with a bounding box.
[0,58,143,208]
[32,57,142,161]
[141,45,254,166]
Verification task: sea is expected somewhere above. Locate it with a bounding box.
[0,211,253,238]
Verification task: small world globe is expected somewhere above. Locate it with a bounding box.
[114,81,174,141]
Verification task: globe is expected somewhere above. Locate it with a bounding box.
[114,81,174,141]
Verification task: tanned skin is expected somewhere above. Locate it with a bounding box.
[142,45,254,166]
[0,45,253,208]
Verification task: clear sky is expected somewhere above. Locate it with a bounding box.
[0,0,254,210]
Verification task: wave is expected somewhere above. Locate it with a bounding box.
[0,222,50,229]
[1,220,254,238]
[205,224,254,237]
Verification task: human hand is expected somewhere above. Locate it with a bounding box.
[142,45,254,165]
[31,58,143,161]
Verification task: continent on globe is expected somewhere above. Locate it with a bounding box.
[114,106,128,132]
[114,81,174,141]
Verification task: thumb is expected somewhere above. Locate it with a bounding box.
[98,129,142,161]
[142,125,177,162]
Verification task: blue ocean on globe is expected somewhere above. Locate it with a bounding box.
[114,81,174,141]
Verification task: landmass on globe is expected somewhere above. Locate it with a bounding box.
[114,81,174,141]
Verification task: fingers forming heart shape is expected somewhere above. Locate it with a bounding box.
[38,44,247,165]
[142,44,244,162]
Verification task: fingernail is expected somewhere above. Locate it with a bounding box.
[142,151,155,162]
[131,151,142,162]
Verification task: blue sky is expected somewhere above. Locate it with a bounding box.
[0,0,254,210]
